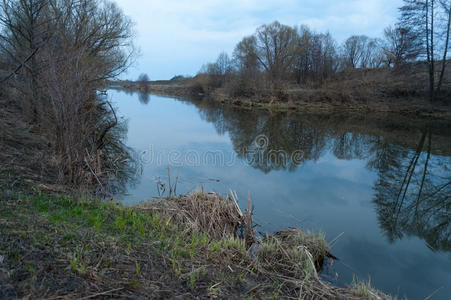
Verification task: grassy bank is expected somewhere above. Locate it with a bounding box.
[0,188,389,299]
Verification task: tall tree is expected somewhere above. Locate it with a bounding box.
[0,0,49,119]
[0,0,136,188]
[342,35,367,69]
[215,51,231,76]
[400,0,451,100]
[254,21,297,83]
[310,32,337,83]
[341,35,381,69]
[233,35,259,72]
[292,25,314,84]
[383,25,421,67]
[437,0,451,93]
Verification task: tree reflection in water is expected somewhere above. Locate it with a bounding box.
[138,91,150,104]
[187,97,451,253]
[373,129,450,253]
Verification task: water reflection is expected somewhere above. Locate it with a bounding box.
[373,129,450,253]
[112,89,451,299]
[197,105,328,172]
[138,91,150,104]
[184,97,451,253]
[111,87,151,105]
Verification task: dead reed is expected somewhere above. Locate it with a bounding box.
[257,228,329,278]
[139,191,246,240]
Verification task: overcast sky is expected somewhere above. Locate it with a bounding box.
[115,0,403,80]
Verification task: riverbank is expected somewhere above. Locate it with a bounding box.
[0,85,420,299]
[0,188,389,299]
[111,67,451,119]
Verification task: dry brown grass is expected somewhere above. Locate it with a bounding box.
[139,191,245,240]
[258,228,329,276]
[0,90,58,189]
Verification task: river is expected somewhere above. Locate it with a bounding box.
[110,89,451,300]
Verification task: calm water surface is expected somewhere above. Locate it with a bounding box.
[111,89,451,300]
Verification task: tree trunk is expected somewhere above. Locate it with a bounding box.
[429,0,436,101]
[415,128,431,216]
[437,1,451,94]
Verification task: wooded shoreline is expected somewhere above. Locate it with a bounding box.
[111,68,451,119]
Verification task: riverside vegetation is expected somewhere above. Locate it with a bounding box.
[0,0,445,299]
[0,187,391,299]
[115,63,451,118]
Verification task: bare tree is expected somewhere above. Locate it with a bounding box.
[216,51,231,76]
[341,35,366,69]
[340,35,386,70]
[199,52,233,88]
[0,0,136,190]
[292,25,314,84]
[383,25,421,67]
[365,38,385,68]
[137,73,149,82]
[231,22,338,90]
[400,0,451,100]
[254,21,298,83]
[437,0,451,93]
[230,36,262,97]
[0,0,49,119]
[233,35,259,72]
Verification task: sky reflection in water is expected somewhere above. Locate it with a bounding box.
[111,90,451,300]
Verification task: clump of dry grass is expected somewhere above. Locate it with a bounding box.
[139,191,245,240]
[253,228,336,298]
[257,228,329,278]
[254,228,391,299]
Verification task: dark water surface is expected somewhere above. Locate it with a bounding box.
[111,89,451,300]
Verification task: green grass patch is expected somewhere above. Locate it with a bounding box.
[0,190,390,299]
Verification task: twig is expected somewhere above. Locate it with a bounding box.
[84,154,107,197]
[245,192,255,248]
[229,189,243,218]
[156,181,161,197]
[96,100,118,150]
[246,283,262,295]
[329,232,344,248]
[168,167,172,196]
[173,167,180,196]
[424,286,444,300]
[77,287,124,299]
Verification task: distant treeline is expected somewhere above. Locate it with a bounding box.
[195,0,451,102]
